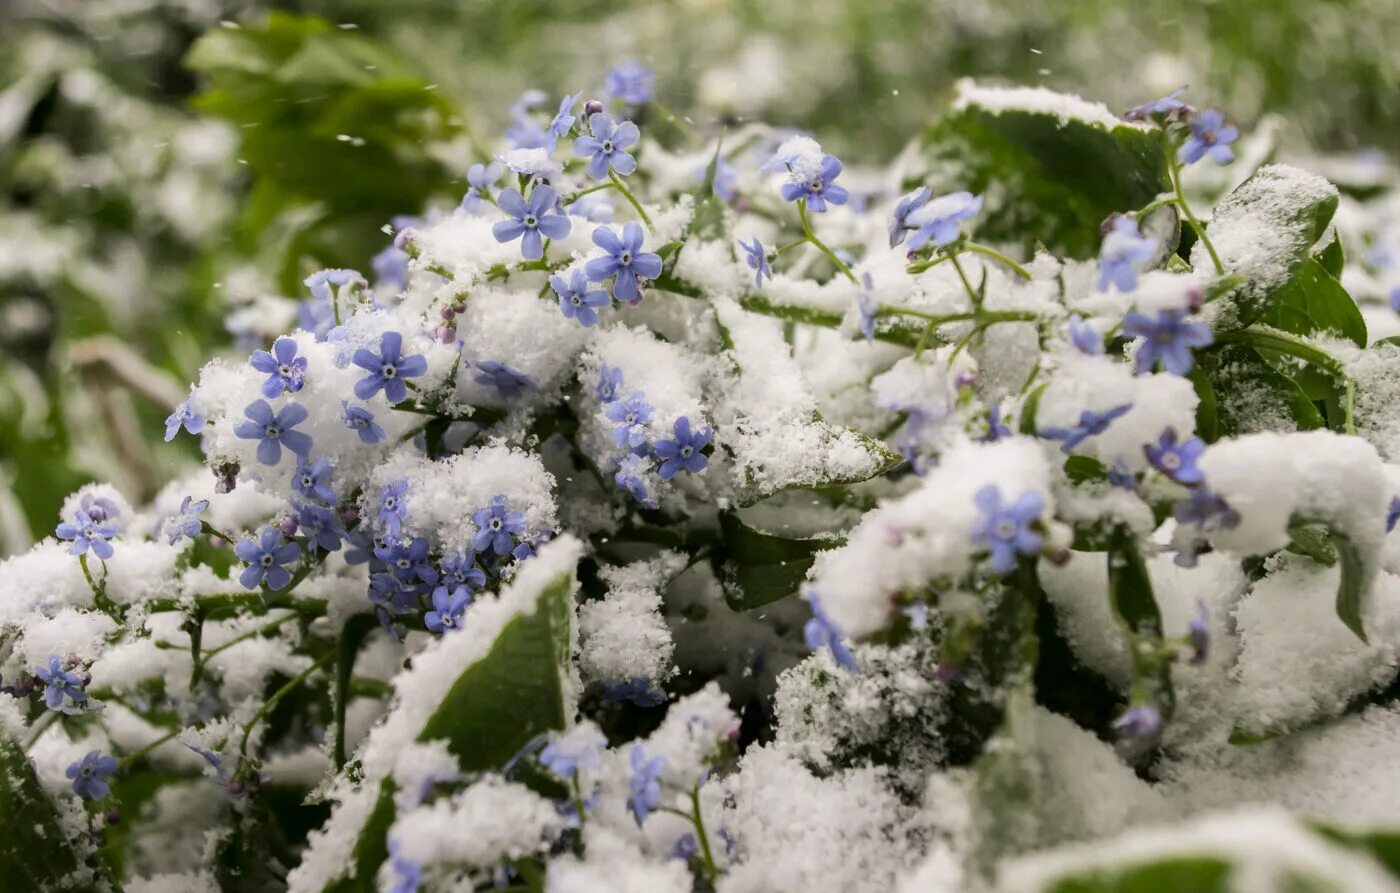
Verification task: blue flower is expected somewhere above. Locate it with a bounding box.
[904,191,983,250]
[1112,705,1163,738]
[439,551,487,590]
[67,750,117,800]
[857,273,878,342]
[586,222,663,304]
[294,502,344,553]
[604,677,667,707]
[1388,496,1400,533]
[671,833,699,862]
[234,400,313,466]
[548,91,582,153]
[700,158,739,202]
[889,186,934,248]
[595,365,623,403]
[462,162,502,214]
[551,269,611,327]
[1391,286,1400,314]
[1040,404,1132,453]
[353,332,428,404]
[425,585,472,634]
[472,496,527,555]
[1125,87,1190,123]
[1173,487,1238,529]
[1122,309,1213,376]
[654,416,712,480]
[574,114,640,182]
[305,268,366,305]
[504,89,549,149]
[36,655,87,713]
[388,843,422,893]
[1067,314,1103,355]
[627,745,665,825]
[779,154,848,213]
[1108,460,1140,492]
[56,508,118,560]
[292,457,336,504]
[614,454,656,508]
[604,61,654,105]
[492,185,571,261]
[376,537,437,585]
[235,527,301,590]
[1144,427,1206,485]
[539,732,604,781]
[373,233,411,290]
[369,572,418,621]
[605,392,653,449]
[378,479,408,537]
[473,360,534,399]
[802,591,857,671]
[164,393,205,442]
[342,402,387,445]
[738,236,772,288]
[166,495,208,545]
[1188,600,1210,665]
[1179,108,1239,166]
[982,404,1012,443]
[1098,215,1157,293]
[250,337,307,398]
[970,485,1044,574]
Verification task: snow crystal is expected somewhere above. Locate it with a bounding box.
[579,552,684,687]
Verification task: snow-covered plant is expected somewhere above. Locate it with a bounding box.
[8,69,1400,893]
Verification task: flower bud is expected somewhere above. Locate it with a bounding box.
[277,514,298,537]
[584,99,604,117]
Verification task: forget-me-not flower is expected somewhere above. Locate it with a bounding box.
[36,655,87,714]
[905,191,982,250]
[1144,427,1207,485]
[890,186,934,248]
[164,392,205,442]
[353,331,428,404]
[234,400,314,466]
[1041,404,1133,453]
[462,162,502,214]
[492,185,571,261]
[235,527,301,590]
[604,61,654,105]
[739,236,772,287]
[606,392,653,449]
[293,457,336,504]
[425,585,472,633]
[1122,308,1214,376]
[473,360,534,399]
[627,745,665,825]
[1098,214,1157,293]
[250,337,307,398]
[970,485,1044,574]
[654,416,711,480]
[1179,108,1239,165]
[378,479,408,537]
[56,508,118,560]
[551,269,611,327]
[780,154,848,213]
[473,495,527,555]
[802,590,857,671]
[574,114,640,180]
[165,495,208,545]
[1067,314,1103,355]
[342,402,387,444]
[67,750,117,800]
[586,222,663,304]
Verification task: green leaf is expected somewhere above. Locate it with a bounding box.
[1286,523,1338,566]
[714,511,841,611]
[1107,526,1174,722]
[321,563,578,892]
[1331,528,1369,644]
[1019,382,1051,436]
[1260,258,1366,347]
[1204,164,1339,331]
[1205,345,1325,435]
[1315,234,1345,279]
[1042,858,1232,892]
[1311,823,1400,879]
[0,734,100,889]
[1063,456,1107,484]
[1186,366,1219,442]
[921,84,1170,259]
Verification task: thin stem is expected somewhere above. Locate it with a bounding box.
[23,711,60,751]
[200,520,236,544]
[561,181,614,205]
[1215,326,1346,379]
[1346,378,1356,435]
[1167,147,1224,275]
[961,241,1032,280]
[797,199,858,283]
[1134,194,1181,220]
[608,170,653,229]
[238,651,333,759]
[773,239,807,256]
[690,786,720,883]
[118,727,179,771]
[948,251,979,308]
[906,254,952,275]
[79,554,121,622]
[200,612,299,664]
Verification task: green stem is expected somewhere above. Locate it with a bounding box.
[906,254,952,275]
[118,728,180,771]
[797,199,857,283]
[199,612,300,665]
[561,181,614,205]
[1346,378,1356,436]
[690,787,720,883]
[79,554,121,622]
[608,170,653,229]
[199,520,236,544]
[960,241,1032,280]
[773,239,807,256]
[23,711,60,751]
[238,651,333,759]
[1134,194,1181,220]
[1167,147,1224,275]
[948,251,979,307]
[1215,326,1347,379]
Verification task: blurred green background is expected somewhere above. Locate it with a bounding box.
[1,0,1397,554]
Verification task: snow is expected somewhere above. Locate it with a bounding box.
[950,78,1136,130]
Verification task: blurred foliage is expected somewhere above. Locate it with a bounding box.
[2,0,1400,554]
